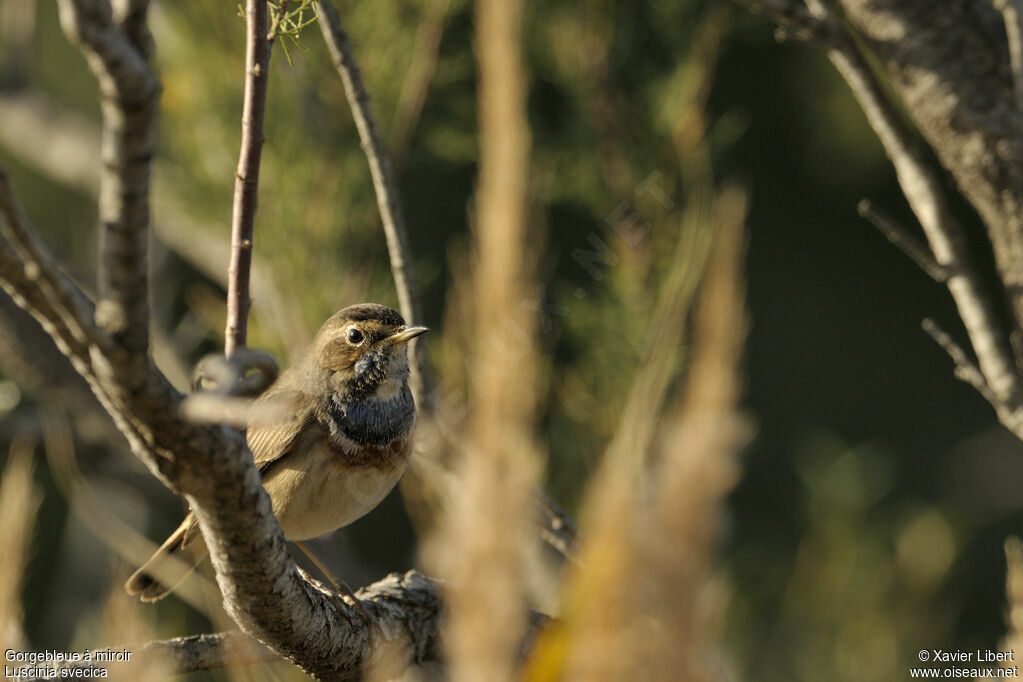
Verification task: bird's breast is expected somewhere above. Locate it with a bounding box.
[264,437,410,541]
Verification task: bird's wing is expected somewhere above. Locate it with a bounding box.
[246,388,316,472]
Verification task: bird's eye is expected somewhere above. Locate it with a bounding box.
[346,327,364,345]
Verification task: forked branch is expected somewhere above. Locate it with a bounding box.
[742,0,1023,437]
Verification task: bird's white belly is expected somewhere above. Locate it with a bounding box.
[266,454,408,541]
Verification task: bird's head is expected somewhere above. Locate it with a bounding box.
[313,303,427,401]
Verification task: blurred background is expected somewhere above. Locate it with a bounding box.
[1,0,1020,680]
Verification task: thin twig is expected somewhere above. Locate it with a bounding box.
[536,489,580,562]
[0,169,106,356]
[738,0,834,44]
[315,0,431,404]
[226,0,274,358]
[996,0,1023,112]
[921,319,1016,428]
[23,631,279,681]
[830,33,1022,413]
[857,199,948,282]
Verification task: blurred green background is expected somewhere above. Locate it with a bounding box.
[1,1,1020,680]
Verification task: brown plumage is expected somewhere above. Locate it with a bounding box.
[126,303,427,602]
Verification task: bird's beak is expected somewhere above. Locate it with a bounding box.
[387,326,429,344]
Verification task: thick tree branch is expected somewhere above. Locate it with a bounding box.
[57,0,159,388]
[25,570,440,680]
[226,0,274,358]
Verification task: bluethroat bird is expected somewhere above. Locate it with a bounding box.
[126,303,427,602]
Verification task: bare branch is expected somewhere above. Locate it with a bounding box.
[137,631,278,673]
[0,170,107,359]
[920,319,1021,432]
[743,0,1023,434]
[921,318,992,398]
[57,0,159,386]
[828,27,1023,424]
[996,0,1023,112]
[857,199,948,282]
[836,0,1023,336]
[226,0,274,358]
[315,0,431,403]
[536,489,580,561]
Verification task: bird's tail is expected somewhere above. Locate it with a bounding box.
[125,513,207,602]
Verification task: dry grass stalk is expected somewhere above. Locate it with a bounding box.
[639,187,749,682]
[1002,537,1023,672]
[436,0,542,679]
[97,580,174,682]
[535,188,748,682]
[0,434,41,650]
[41,413,224,618]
